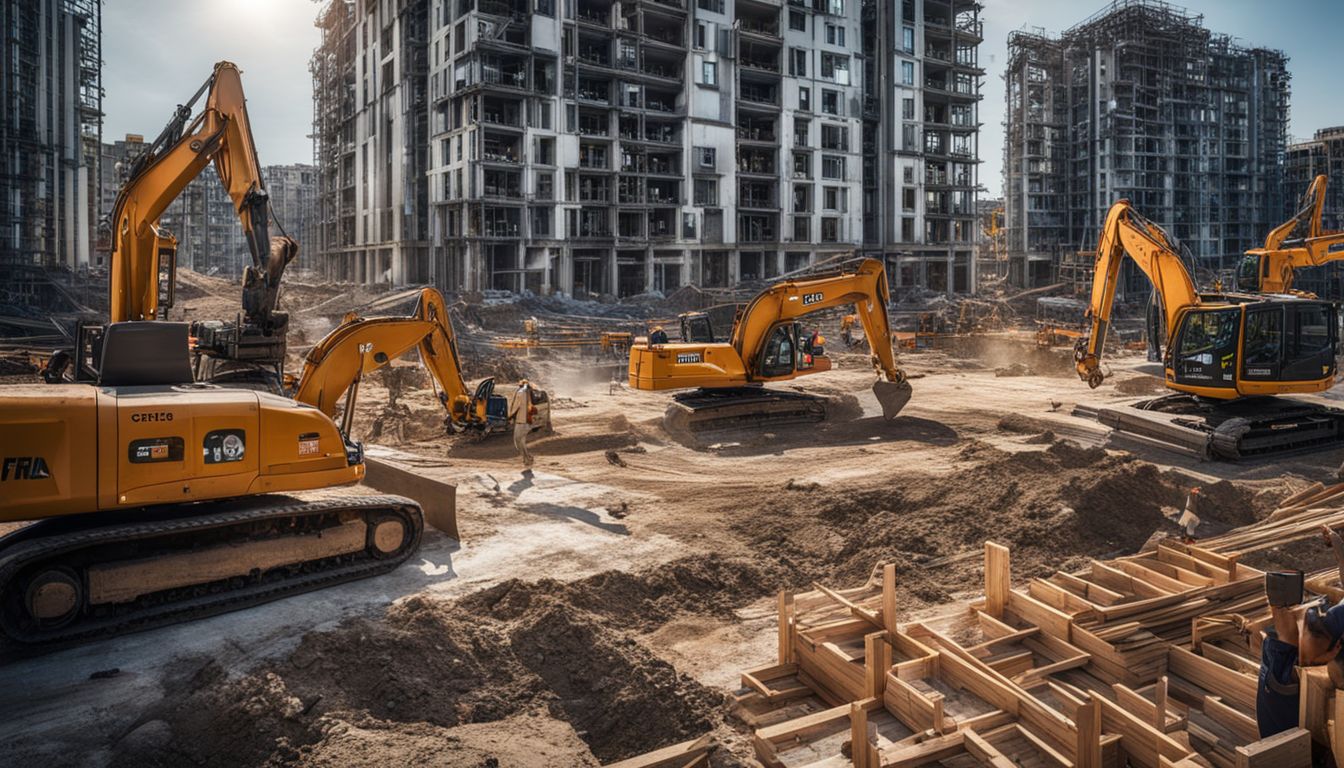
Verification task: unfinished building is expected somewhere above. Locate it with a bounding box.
[1003,0,1290,289]
[0,0,102,305]
[311,0,431,286]
[1281,126,1344,298]
[312,0,980,296]
[864,0,983,294]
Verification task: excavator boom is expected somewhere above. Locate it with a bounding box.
[1239,175,1344,294]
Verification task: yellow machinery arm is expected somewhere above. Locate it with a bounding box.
[294,287,471,424]
[293,287,540,435]
[109,61,293,328]
[730,258,905,384]
[1241,174,1344,294]
[1076,200,1200,387]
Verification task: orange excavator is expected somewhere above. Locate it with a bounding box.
[1236,174,1344,296]
[0,63,426,648]
[628,258,911,434]
[1075,200,1341,459]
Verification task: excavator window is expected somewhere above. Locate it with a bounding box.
[1173,308,1239,389]
[760,324,797,378]
[1242,306,1283,381]
[1283,303,1336,381]
[1234,253,1264,292]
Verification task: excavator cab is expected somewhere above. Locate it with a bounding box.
[1166,299,1337,395]
[1234,253,1267,293]
[758,322,829,379]
[679,312,715,343]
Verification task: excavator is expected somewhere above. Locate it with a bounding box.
[292,286,549,437]
[1074,200,1342,459]
[0,62,427,648]
[1236,174,1344,296]
[628,257,911,434]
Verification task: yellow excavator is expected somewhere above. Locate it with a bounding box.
[293,286,550,436]
[0,62,426,648]
[1075,200,1341,459]
[628,257,911,434]
[1237,174,1344,296]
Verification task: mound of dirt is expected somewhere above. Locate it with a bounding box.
[1113,376,1165,395]
[726,440,1277,608]
[109,562,739,768]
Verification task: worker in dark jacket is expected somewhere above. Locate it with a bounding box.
[648,325,668,345]
[1257,524,1344,738]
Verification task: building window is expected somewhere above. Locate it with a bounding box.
[902,26,914,53]
[902,188,915,210]
[536,0,554,16]
[697,146,716,169]
[791,49,807,77]
[821,217,839,242]
[794,184,812,212]
[799,87,811,112]
[702,60,718,86]
[694,178,718,206]
[822,155,845,180]
[828,0,844,15]
[789,10,806,31]
[793,151,811,179]
[902,61,915,85]
[903,166,914,184]
[536,137,555,165]
[532,207,552,236]
[697,0,724,12]
[820,53,849,85]
[696,23,707,49]
[825,24,846,47]
[683,213,697,239]
[902,124,916,150]
[795,119,810,147]
[793,216,811,241]
[822,89,839,115]
[824,186,847,212]
[537,173,554,200]
[901,217,914,241]
[821,124,848,151]
[902,97,914,120]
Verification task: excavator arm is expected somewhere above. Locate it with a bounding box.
[293,288,480,431]
[1240,175,1344,294]
[1076,201,1201,387]
[109,61,293,328]
[731,258,906,384]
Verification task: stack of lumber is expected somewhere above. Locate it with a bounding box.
[617,494,1344,768]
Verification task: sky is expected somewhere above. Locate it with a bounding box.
[103,0,1342,195]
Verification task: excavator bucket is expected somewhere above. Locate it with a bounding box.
[873,379,913,420]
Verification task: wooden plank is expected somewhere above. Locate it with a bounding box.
[877,730,965,767]
[811,581,884,630]
[1234,727,1309,768]
[963,728,1018,768]
[1096,695,1194,768]
[851,700,872,768]
[603,734,714,768]
[1052,570,1125,605]
[778,591,795,664]
[866,632,891,699]
[879,563,898,636]
[883,671,949,735]
[1203,696,1258,744]
[1007,590,1074,640]
[1116,560,1204,594]
[966,625,1040,652]
[1076,698,1102,768]
[1299,666,1332,746]
[1031,577,1099,613]
[986,541,1011,619]
[1168,647,1256,714]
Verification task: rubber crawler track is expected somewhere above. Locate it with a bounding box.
[0,494,423,650]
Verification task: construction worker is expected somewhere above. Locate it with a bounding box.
[1177,487,1201,543]
[1256,525,1344,738]
[648,325,669,345]
[840,314,856,348]
[509,379,536,468]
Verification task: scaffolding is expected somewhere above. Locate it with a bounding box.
[1004,0,1289,290]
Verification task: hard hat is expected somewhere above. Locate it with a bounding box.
[653,325,664,331]
[518,379,530,386]
[816,334,826,345]
[1190,486,1201,494]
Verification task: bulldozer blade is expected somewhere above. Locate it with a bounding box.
[873,380,913,420]
[363,456,459,540]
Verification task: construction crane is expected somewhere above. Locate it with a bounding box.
[0,63,429,648]
[1237,174,1344,295]
[293,287,550,436]
[628,258,911,434]
[1075,200,1342,459]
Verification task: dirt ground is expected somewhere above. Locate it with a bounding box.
[3,332,1344,767]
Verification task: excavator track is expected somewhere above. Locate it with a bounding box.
[666,387,827,438]
[0,493,423,648]
[1095,394,1344,460]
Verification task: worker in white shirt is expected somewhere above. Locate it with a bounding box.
[508,379,536,468]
